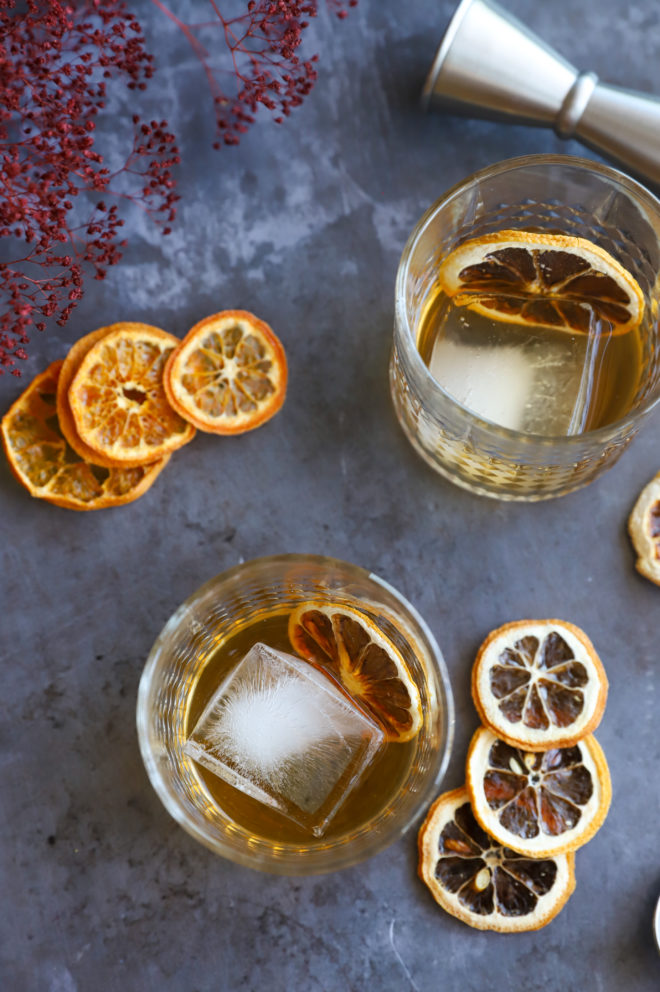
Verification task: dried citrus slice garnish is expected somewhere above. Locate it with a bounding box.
[628,472,660,587]
[1,361,169,510]
[418,786,575,932]
[163,310,287,434]
[68,323,195,463]
[288,602,423,742]
[466,726,611,858]
[438,230,644,334]
[57,324,156,468]
[471,620,608,751]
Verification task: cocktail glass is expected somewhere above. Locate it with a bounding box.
[137,554,454,875]
[390,154,660,500]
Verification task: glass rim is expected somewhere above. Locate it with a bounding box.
[136,553,455,875]
[395,152,660,446]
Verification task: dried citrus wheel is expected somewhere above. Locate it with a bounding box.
[471,620,608,751]
[418,787,575,932]
[288,602,423,742]
[438,230,644,334]
[466,727,611,858]
[1,362,169,510]
[163,310,287,434]
[57,324,155,468]
[628,472,660,587]
[68,323,195,463]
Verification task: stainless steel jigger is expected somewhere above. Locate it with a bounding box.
[423,0,660,187]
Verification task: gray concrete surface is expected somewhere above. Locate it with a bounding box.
[2,1,659,989]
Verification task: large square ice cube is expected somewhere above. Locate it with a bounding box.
[184,643,385,836]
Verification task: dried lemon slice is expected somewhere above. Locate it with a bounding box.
[438,230,644,334]
[466,727,611,858]
[628,472,660,587]
[418,787,575,932]
[472,620,608,751]
[164,310,287,434]
[57,324,156,468]
[1,362,169,510]
[68,323,195,464]
[288,602,423,742]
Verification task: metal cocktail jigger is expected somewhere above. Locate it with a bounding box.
[423,0,660,187]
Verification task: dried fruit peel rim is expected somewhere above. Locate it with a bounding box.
[438,229,644,335]
[418,786,576,932]
[466,726,612,858]
[164,309,287,435]
[628,473,660,587]
[69,323,195,462]
[1,361,169,510]
[288,600,423,743]
[471,619,608,751]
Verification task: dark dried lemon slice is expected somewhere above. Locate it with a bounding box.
[628,472,660,587]
[1,362,169,510]
[438,230,644,334]
[472,620,608,750]
[466,727,611,857]
[288,602,422,742]
[418,786,575,932]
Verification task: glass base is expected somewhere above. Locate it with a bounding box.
[389,349,630,502]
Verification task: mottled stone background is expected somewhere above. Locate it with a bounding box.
[2,1,659,989]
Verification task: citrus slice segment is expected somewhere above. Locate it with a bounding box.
[57,324,158,468]
[628,472,660,587]
[68,323,195,463]
[164,310,287,434]
[418,786,575,932]
[288,602,423,742]
[466,727,611,857]
[1,362,169,510]
[472,620,608,751]
[438,230,644,334]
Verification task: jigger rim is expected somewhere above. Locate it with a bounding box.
[421,0,475,111]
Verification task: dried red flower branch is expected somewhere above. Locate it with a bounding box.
[0,0,179,376]
[150,0,358,148]
[0,0,356,379]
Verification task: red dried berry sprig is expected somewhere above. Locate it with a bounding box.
[0,0,179,377]
[0,0,357,380]
[151,0,358,148]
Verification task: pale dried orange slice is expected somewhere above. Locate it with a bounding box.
[466,727,611,858]
[164,310,287,434]
[418,786,575,932]
[628,472,660,587]
[438,230,644,334]
[472,620,608,751]
[1,362,169,510]
[288,602,423,742]
[68,323,195,463]
[57,324,155,468]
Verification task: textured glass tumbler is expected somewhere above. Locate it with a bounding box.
[390,154,660,500]
[137,554,454,875]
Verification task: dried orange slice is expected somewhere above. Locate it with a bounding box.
[418,787,575,932]
[57,324,153,468]
[68,323,195,463]
[466,727,611,858]
[438,230,644,334]
[1,362,169,510]
[163,310,287,434]
[288,602,423,742]
[472,620,608,751]
[628,472,660,587]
